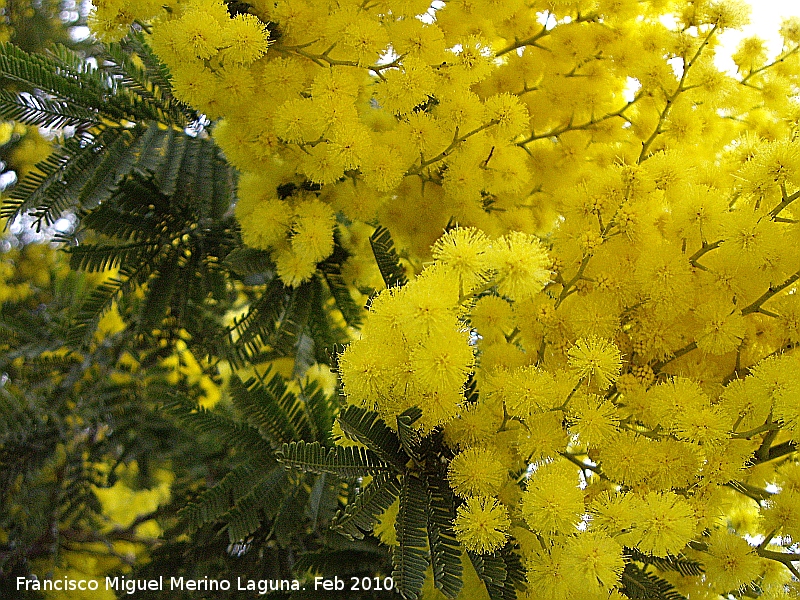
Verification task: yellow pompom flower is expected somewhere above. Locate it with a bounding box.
[87,4,135,43]
[567,336,622,390]
[361,146,407,192]
[562,531,625,591]
[781,16,800,44]
[416,386,464,432]
[502,366,556,418]
[173,10,226,60]
[410,328,474,394]
[453,496,510,554]
[397,266,461,339]
[273,98,323,144]
[222,13,270,65]
[646,377,710,431]
[525,545,573,600]
[695,301,746,355]
[291,199,336,263]
[170,66,221,113]
[589,491,638,540]
[215,65,256,111]
[432,227,491,293]
[702,530,761,591]
[388,19,447,64]
[751,354,800,434]
[327,125,372,171]
[444,401,503,450]
[762,489,800,540]
[274,248,317,287]
[236,197,292,250]
[469,296,514,344]
[486,232,551,301]
[340,13,389,66]
[449,35,494,85]
[300,143,347,185]
[448,446,506,498]
[483,93,530,140]
[397,112,449,160]
[634,244,692,308]
[375,58,436,116]
[569,393,619,446]
[634,492,697,556]
[516,412,568,462]
[702,0,750,29]
[672,403,730,446]
[521,461,584,535]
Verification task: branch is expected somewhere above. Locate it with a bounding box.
[638,25,718,163]
[651,341,698,372]
[406,120,498,176]
[495,25,550,57]
[740,42,800,84]
[740,269,800,316]
[688,240,721,269]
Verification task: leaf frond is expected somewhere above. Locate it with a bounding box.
[337,405,406,471]
[370,225,407,288]
[393,474,429,600]
[620,563,687,600]
[277,441,394,479]
[331,473,401,540]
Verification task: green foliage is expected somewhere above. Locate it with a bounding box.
[0,32,382,596]
[277,404,505,600]
[394,474,429,600]
[337,405,406,470]
[331,473,401,540]
[620,563,687,600]
[319,235,365,328]
[370,225,407,288]
[623,547,704,577]
[468,552,510,600]
[425,472,463,599]
[0,247,202,587]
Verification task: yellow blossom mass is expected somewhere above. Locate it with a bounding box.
[82,0,800,595]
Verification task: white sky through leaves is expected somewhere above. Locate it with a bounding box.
[716,0,800,72]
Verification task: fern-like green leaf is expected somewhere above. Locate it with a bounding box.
[337,405,406,471]
[229,374,306,449]
[67,241,160,273]
[101,38,189,126]
[620,563,687,600]
[160,392,273,457]
[468,551,511,600]
[0,42,114,115]
[277,441,394,479]
[179,463,265,534]
[3,128,125,226]
[331,473,401,540]
[223,468,292,543]
[76,126,146,209]
[425,472,463,599]
[293,543,389,578]
[623,547,703,577]
[397,407,423,462]
[218,279,311,369]
[370,225,407,288]
[223,247,275,279]
[138,251,179,331]
[299,378,337,447]
[0,90,99,129]
[319,236,364,327]
[393,474,429,600]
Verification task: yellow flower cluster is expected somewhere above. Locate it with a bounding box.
[339,227,549,431]
[87,0,800,595]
